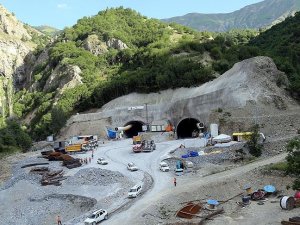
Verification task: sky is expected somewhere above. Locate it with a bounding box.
[0,0,263,29]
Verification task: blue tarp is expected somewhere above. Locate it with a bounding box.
[107,129,117,139]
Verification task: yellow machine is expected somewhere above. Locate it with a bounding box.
[65,135,94,152]
[65,143,83,152]
[132,136,142,145]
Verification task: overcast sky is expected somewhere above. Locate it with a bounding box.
[0,0,263,29]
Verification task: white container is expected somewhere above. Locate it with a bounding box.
[210,124,218,138]
[280,196,295,210]
[46,135,53,142]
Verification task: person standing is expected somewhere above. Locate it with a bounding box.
[173,177,177,187]
[57,215,62,225]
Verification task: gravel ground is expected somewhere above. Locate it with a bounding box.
[65,168,126,186]
[0,156,62,191]
[0,150,135,225]
[134,162,298,225]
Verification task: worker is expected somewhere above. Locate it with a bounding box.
[57,215,62,225]
[174,177,177,187]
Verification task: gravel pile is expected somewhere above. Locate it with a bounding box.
[170,147,236,167]
[65,168,126,186]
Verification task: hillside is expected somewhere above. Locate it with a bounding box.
[0,4,49,154]
[0,5,294,147]
[13,7,300,142]
[163,0,300,32]
[33,25,60,36]
[14,7,240,140]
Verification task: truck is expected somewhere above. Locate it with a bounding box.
[65,135,97,153]
[132,140,156,153]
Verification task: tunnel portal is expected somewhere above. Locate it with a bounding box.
[176,118,200,139]
[123,121,145,138]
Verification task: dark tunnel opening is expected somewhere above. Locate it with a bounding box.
[176,118,200,139]
[124,121,144,138]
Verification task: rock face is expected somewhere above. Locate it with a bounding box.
[43,64,82,95]
[61,56,300,139]
[0,5,32,40]
[0,5,37,117]
[83,34,108,56]
[83,35,128,55]
[106,38,128,50]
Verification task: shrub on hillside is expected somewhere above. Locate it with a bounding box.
[286,137,300,190]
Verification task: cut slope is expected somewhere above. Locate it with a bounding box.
[62,56,300,139]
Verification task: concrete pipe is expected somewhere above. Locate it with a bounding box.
[115,125,132,131]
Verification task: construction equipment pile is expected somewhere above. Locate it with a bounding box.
[42,151,82,169]
[30,167,66,186]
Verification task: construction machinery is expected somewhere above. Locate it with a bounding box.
[132,140,156,153]
[132,135,142,145]
[64,135,97,153]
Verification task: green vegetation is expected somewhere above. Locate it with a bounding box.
[8,8,300,146]
[268,162,288,171]
[33,25,61,37]
[248,12,300,97]
[0,120,32,155]
[286,137,300,190]
[247,125,263,157]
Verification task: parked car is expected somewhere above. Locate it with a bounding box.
[159,162,170,172]
[84,209,108,225]
[127,162,138,171]
[128,184,142,198]
[97,157,108,165]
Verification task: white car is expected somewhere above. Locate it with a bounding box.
[128,184,142,198]
[159,162,170,172]
[84,209,108,225]
[97,157,108,165]
[127,162,138,171]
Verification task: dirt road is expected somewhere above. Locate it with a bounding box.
[101,141,288,225]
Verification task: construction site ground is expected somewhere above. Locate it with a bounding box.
[0,135,299,225]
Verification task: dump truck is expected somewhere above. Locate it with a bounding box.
[65,135,96,153]
[132,140,156,153]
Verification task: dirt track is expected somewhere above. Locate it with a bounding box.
[104,150,290,225]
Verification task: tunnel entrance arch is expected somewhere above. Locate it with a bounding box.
[123,121,145,138]
[176,118,200,139]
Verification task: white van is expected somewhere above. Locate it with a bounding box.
[128,184,142,198]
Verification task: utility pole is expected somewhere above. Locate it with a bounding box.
[145,103,149,131]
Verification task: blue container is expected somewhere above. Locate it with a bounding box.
[107,129,117,139]
[242,196,251,204]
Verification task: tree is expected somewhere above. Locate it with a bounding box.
[286,138,300,190]
[247,124,263,157]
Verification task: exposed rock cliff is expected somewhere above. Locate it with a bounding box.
[43,64,82,95]
[0,5,38,118]
[83,35,128,56]
[83,34,108,56]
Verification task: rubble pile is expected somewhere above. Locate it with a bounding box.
[30,167,66,186]
[42,151,82,169]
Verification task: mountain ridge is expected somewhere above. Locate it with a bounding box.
[163,0,300,31]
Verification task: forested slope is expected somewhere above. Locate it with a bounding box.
[11,8,300,143]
